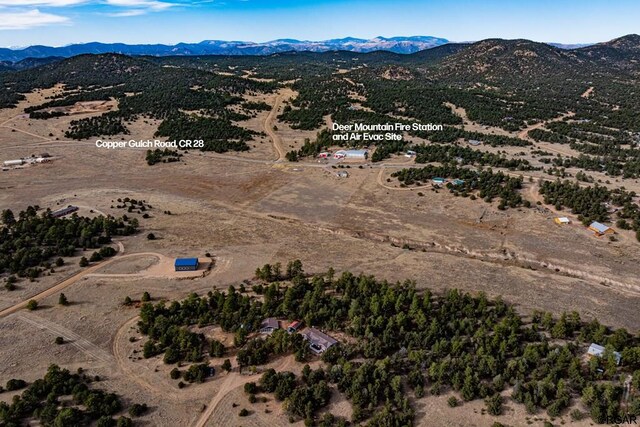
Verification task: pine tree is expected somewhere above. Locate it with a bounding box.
[58,293,69,306]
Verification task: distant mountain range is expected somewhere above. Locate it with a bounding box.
[0,36,450,63]
[0,34,638,74]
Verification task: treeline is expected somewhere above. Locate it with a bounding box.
[413,143,536,170]
[549,154,640,179]
[0,364,138,426]
[528,128,571,144]
[357,79,462,127]
[529,123,640,178]
[137,261,309,366]
[412,125,531,147]
[65,112,129,139]
[242,101,271,111]
[392,165,527,209]
[155,114,254,153]
[0,206,136,280]
[370,139,408,162]
[28,110,68,120]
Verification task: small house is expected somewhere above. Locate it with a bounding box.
[468,140,482,146]
[588,221,614,236]
[259,318,280,335]
[587,343,621,365]
[451,179,465,186]
[405,150,416,157]
[554,217,571,225]
[432,177,447,185]
[302,328,338,355]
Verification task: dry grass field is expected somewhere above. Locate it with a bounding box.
[0,85,639,426]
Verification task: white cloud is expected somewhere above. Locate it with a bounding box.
[106,0,175,11]
[105,9,145,16]
[0,0,180,31]
[0,9,69,29]
[0,0,85,6]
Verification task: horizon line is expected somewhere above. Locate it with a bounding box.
[4,33,636,50]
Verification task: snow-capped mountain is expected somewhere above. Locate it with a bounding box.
[0,36,449,62]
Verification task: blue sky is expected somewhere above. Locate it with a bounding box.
[0,0,638,47]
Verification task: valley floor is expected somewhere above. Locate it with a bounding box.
[0,87,638,426]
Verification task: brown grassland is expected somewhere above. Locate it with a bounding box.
[0,84,638,426]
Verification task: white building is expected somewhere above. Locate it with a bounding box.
[3,159,24,167]
[334,149,368,160]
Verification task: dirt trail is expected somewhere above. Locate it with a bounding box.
[0,247,174,319]
[263,90,293,162]
[0,113,51,141]
[193,356,295,427]
[377,166,431,192]
[0,246,124,319]
[111,315,187,402]
[17,312,115,365]
[193,371,243,427]
[517,112,575,141]
[581,86,595,98]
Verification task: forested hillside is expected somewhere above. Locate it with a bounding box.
[137,262,640,425]
[1,35,639,160]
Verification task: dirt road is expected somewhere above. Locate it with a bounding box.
[192,356,295,427]
[0,251,123,319]
[517,112,575,141]
[581,86,594,98]
[263,91,290,162]
[0,246,174,319]
[18,312,115,365]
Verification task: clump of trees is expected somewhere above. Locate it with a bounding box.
[412,143,536,171]
[0,206,136,281]
[145,148,182,166]
[286,130,333,161]
[155,114,254,153]
[29,110,68,120]
[539,180,640,235]
[248,366,333,424]
[0,364,139,426]
[392,164,527,209]
[65,112,129,139]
